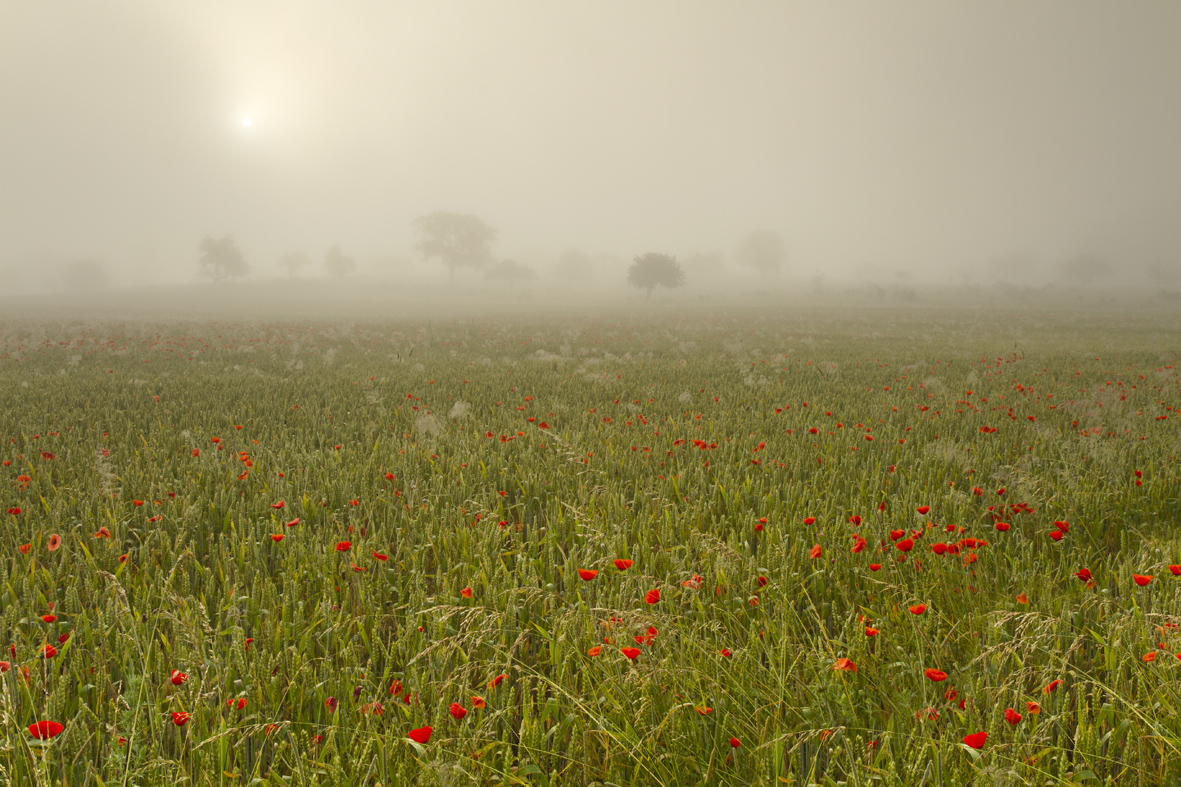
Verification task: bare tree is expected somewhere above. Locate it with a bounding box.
[412,211,497,285]
[277,252,311,278]
[197,234,248,281]
[627,253,685,300]
[324,246,357,278]
[736,230,787,276]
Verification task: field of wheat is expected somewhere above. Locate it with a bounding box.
[1,307,1179,786]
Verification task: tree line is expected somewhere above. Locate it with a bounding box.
[197,212,789,298]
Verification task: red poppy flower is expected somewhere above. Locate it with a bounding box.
[809,544,822,559]
[587,646,602,656]
[47,534,61,552]
[244,638,253,651]
[1133,574,1153,586]
[472,696,486,708]
[696,706,712,715]
[1075,568,1092,582]
[41,614,56,623]
[28,720,64,739]
[869,563,881,571]
[40,644,57,659]
[227,697,247,710]
[730,737,741,748]
[614,559,633,571]
[270,500,285,509]
[995,521,1010,532]
[896,539,914,552]
[1026,701,1041,714]
[538,422,549,429]
[621,646,641,660]
[271,534,283,542]
[285,517,300,527]
[172,712,190,726]
[335,541,351,552]
[1143,652,1156,662]
[577,569,598,580]
[645,588,660,604]
[1043,679,1063,694]
[58,632,69,644]
[170,670,187,685]
[865,627,879,636]
[489,674,506,689]
[373,550,388,561]
[408,726,432,744]
[350,499,359,507]
[325,696,338,713]
[719,648,731,657]
[924,668,947,682]
[1049,530,1064,542]
[909,604,927,615]
[834,658,857,672]
[1170,564,1181,576]
[449,702,467,720]
[803,517,816,525]
[849,515,862,526]
[461,587,473,599]
[962,731,987,749]
[916,506,930,515]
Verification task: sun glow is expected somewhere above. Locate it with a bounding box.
[241,117,252,128]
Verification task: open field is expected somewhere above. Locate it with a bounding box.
[1,306,1180,786]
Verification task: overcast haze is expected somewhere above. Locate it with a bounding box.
[2,2,1179,293]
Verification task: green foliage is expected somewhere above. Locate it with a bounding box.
[0,309,1179,786]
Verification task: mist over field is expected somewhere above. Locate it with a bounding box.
[2,1,1179,311]
[4,5,1181,786]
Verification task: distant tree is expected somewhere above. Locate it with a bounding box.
[197,234,248,281]
[627,253,685,300]
[553,248,592,282]
[1146,262,1180,285]
[277,252,311,278]
[324,246,357,278]
[62,259,110,292]
[412,211,497,285]
[486,259,536,288]
[1059,253,1112,286]
[681,251,725,283]
[736,230,787,276]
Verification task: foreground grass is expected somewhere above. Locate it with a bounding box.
[0,306,1179,786]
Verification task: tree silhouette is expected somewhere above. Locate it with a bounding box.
[277,252,311,278]
[197,235,248,281]
[324,246,357,278]
[736,230,787,276]
[412,211,497,285]
[486,259,536,288]
[627,253,685,300]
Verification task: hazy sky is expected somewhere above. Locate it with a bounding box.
[1,2,1178,284]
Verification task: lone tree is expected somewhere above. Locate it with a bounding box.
[627,253,685,300]
[324,246,357,278]
[197,234,248,281]
[277,252,311,278]
[736,229,787,276]
[486,259,536,288]
[412,211,497,285]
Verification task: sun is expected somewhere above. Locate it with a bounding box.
[241,117,252,128]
